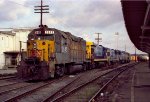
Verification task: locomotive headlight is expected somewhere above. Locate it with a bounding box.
[33,42,37,49]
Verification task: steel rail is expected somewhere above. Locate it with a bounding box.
[0,81,22,88]
[50,63,134,102]
[4,76,68,102]
[88,62,139,102]
[0,83,34,95]
[42,65,118,102]
[0,76,16,80]
[88,68,129,102]
[42,76,81,102]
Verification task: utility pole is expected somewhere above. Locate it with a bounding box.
[34,0,49,27]
[148,53,150,69]
[95,33,102,45]
[19,41,22,60]
[135,46,137,62]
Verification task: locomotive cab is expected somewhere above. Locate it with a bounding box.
[17,26,56,80]
[17,1,88,81]
[27,30,55,62]
[94,45,111,67]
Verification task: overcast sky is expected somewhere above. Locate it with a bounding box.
[0,0,145,54]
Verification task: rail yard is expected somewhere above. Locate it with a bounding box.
[0,62,141,102]
[0,0,150,102]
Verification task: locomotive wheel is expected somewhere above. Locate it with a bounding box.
[55,65,64,77]
[91,63,95,69]
[66,64,72,74]
[82,64,87,71]
[104,62,109,67]
[87,63,91,70]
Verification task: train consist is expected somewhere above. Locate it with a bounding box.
[93,45,130,67]
[17,25,130,80]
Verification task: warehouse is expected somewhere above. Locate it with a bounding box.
[0,29,32,69]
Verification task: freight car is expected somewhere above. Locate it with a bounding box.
[17,26,89,80]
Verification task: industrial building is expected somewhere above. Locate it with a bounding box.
[0,29,32,69]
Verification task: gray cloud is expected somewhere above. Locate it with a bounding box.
[0,0,144,54]
[0,0,30,22]
[48,0,123,28]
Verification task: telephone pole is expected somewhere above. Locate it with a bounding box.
[95,33,102,45]
[135,46,137,62]
[34,0,49,27]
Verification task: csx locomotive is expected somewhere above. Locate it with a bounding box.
[93,45,130,67]
[17,25,130,80]
[17,25,89,80]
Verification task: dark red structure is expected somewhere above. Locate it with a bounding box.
[121,0,150,67]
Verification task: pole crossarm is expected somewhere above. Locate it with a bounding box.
[34,12,49,13]
[95,33,102,45]
[34,0,49,26]
[34,8,49,11]
[34,5,49,7]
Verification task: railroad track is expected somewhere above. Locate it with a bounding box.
[0,76,16,80]
[0,81,34,96]
[1,75,79,102]
[89,62,137,102]
[0,62,136,102]
[0,65,110,102]
[47,62,137,102]
[88,68,128,102]
[2,67,104,102]
[41,69,113,102]
[0,75,21,88]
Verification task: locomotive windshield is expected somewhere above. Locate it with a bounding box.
[28,33,54,40]
[94,45,103,57]
[37,35,54,40]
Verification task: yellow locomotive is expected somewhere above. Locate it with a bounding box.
[17,0,130,81]
[17,25,92,80]
[17,0,95,80]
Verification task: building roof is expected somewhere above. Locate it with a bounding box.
[0,28,33,36]
[13,28,33,32]
[0,31,16,36]
[121,0,150,53]
[4,51,20,55]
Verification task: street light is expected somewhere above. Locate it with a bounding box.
[115,32,119,50]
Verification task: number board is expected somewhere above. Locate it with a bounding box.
[35,30,54,34]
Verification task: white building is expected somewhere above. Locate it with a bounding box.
[0,28,32,69]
